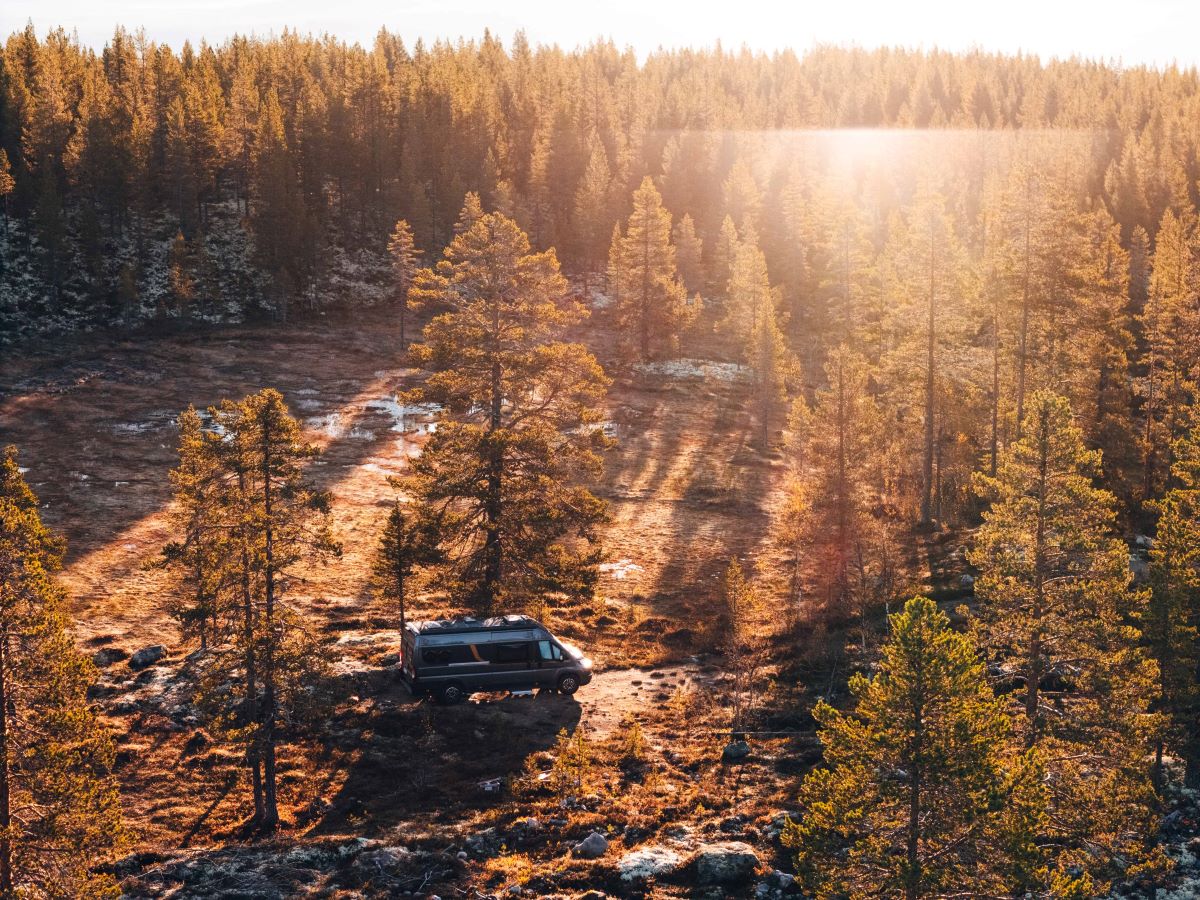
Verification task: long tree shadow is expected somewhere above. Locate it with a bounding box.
[309,690,582,835]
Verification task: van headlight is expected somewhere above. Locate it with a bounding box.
[581,657,593,670]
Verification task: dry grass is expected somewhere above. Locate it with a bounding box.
[1,309,827,896]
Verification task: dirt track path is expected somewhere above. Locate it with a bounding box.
[458,660,713,740]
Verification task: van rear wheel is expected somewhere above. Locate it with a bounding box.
[438,682,467,705]
[557,674,580,695]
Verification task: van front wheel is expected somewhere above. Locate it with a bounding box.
[438,682,467,705]
[557,674,580,695]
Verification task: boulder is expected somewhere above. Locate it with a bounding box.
[465,827,502,859]
[691,841,760,886]
[572,832,609,859]
[93,647,129,667]
[353,846,410,875]
[129,645,166,670]
[959,573,975,588]
[577,891,607,900]
[618,845,684,881]
[722,740,751,763]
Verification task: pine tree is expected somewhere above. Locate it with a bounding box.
[672,213,704,294]
[1146,421,1200,785]
[454,191,485,235]
[710,215,739,298]
[0,447,124,895]
[386,218,421,346]
[373,501,439,634]
[406,212,610,612]
[790,346,883,619]
[881,184,973,526]
[195,390,340,831]
[784,596,1030,900]
[251,90,310,319]
[748,283,793,447]
[722,227,771,352]
[168,230,195,318]
[719,559,761,732]
[160,407,228,649]
[722,158,761,233]
[968,390,1160,886]
[1141,209,1199,501]
[572,134,613,286]
[0,149,13,259]
[609,177,688,361]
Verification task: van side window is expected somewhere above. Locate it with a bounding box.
[493,642,530,664]
[423,647,451,665]
[538,640,563,661]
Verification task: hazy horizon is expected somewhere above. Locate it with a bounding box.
[3,0,1199,70]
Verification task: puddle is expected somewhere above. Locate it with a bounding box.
[305,413,376,440]
[364,396,442,435]
[599,559,644,580]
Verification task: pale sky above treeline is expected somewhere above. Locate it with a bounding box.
[2,0,1198,69]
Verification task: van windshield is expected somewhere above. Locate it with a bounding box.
[558,640,584,660]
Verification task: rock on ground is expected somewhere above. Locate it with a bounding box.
[618,845,684,881]
[722,740,751,762]
[691,841,760,885]
[93,647,129,667]
[572,832,609,859]
[129,645,167,670]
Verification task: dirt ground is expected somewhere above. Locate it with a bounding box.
[0,309,807,896]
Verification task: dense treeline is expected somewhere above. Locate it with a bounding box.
[8,25,1200,895]
[3,26,1200,342]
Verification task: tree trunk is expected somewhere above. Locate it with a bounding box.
[238,471,264,825]
[482,311,504,609]
[259,413,279,831]
[1026,409,1050,744]
[920,227,936,527]
[990,289,1000,476]
[1015,205,1032,438]
[0,632,13,896]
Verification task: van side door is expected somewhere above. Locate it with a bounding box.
[534,639,566,686]
[486,639,536,689]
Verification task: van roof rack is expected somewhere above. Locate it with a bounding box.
[408,614,543,635]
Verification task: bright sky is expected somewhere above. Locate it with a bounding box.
[2,0,1197,69]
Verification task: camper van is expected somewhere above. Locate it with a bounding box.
[399,615,593,704]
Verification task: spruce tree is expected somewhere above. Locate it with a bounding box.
[609,177,688,361]
[0,447,124,895]
[1146,421,1200,785]
[0,149,12,276]
[1141,209,1199,501]
[747,283,793,447]
[790,345,883,619]
[386,218,420,346]
[722,227,778,357]
[710,215,739,298]
[672,213,704,294]
[160,407,228,649]
[572,134,613,287]
[784,596,1030,900]
[968,390,1160,886]
[406,212,610,612]
[373,501,439,634]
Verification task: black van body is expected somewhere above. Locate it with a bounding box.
[400,615,593,704]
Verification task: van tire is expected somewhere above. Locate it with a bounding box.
[557,673,580,695]
[438,682,467,705]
